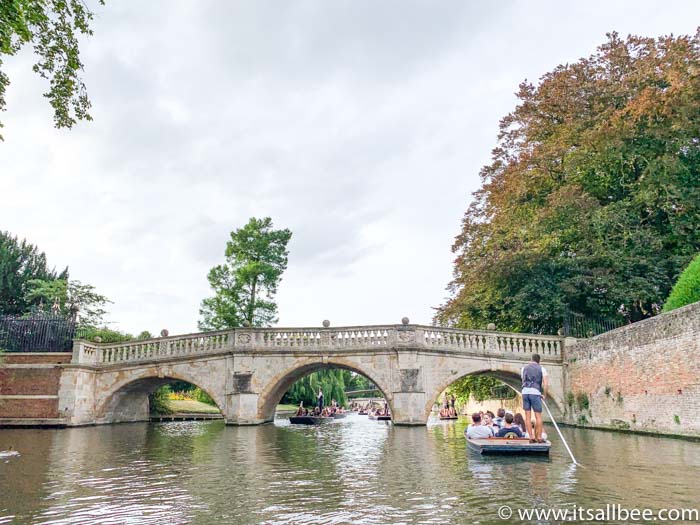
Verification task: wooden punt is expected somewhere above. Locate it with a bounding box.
[358,411,368,415]
[332,413,347,419]
[289,416,335,425]
[466,437,551,455]
[439,416,459,420]
[368,414,391,421]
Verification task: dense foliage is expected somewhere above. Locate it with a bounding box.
[149,385,172,415]
[0,0,103,139]
[437,31,700,334]
[282,370,376,408]
[663,253,700,312]
[77,326,133,343]
[25,278,109,326]
[1,231,110,327]
[0,231,67,314]
[199,217,292,330]
[446,376,516,404]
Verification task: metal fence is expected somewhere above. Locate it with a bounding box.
[0,314,82,352]
[563,313,627,339]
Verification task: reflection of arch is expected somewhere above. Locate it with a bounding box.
[257,358,393,422]
[425,368,562,422]
[97,371,223,423]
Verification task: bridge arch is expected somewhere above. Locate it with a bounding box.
[257,357,394,422]
[96,368,225,424]
[425,367,563,422]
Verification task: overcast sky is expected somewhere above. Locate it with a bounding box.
[1,2,698,335]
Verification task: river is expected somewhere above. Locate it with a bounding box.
[0,415,698,524]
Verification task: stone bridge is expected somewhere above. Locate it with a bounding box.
[59,320,568,426]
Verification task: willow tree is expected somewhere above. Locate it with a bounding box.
[199,217,292,330]
[437,31,700,333]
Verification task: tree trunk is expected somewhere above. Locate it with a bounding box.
[247,277,257,325]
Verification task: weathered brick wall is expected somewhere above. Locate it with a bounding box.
[0,353,72,422]
[565,301,700,437]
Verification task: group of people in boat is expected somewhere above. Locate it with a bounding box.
[295,393,346,418]
[465,409,547,441]
[368,401,391,417]
[439,394,457,417]
[465,353,549,444]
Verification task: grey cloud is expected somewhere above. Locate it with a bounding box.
[2,1,699,333]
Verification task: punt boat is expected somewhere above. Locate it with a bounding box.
[332,413,347,419]
[358,410,368,415]
[288,416,335,425]
[368,414,391,421]
[466,437,551,455]
[439,416,459,420]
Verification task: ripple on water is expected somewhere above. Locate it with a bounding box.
[0,416,698,524]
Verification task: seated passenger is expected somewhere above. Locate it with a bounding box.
[495,413,524,438]
[465,413,495,439]
[493,408,506,429]
[296,402,304,416]
[513,413,527,433]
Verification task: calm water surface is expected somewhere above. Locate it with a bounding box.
[0,415,698,524]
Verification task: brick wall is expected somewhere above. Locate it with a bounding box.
[0,353,72,423]
[565,301,700,437]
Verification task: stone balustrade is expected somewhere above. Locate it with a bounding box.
[72,324,564,366]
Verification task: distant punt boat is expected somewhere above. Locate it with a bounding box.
[358,411,368,415]
[439,416,459,420]
[466,437,551,455]
[289,416,335,425]
[368,415,391,421]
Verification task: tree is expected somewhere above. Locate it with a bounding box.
[282,369,353,408]
[0,231,67,315]
[0,0,104,139]
[25,278,110,326]
[199,217,292,330]
[662,253,700,312]
[446,376,515,404]
[436,31,700,334]
[77,326,132,343]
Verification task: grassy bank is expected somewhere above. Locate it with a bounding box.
[163,399,221,414]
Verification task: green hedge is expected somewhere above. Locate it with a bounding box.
[663,254,700,313]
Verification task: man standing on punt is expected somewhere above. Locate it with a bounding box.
[521,354,548,443]
[317,388,324,411]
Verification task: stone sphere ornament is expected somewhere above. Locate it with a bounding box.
[487,323,496,331]
[401,317,410,325]
[93,336,102,343]
[322,320,330,328]
[160,329,169,337]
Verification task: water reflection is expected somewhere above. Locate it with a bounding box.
[0,415,698,524]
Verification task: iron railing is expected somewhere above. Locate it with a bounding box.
[0,314,84,352]
[563,313,627,339]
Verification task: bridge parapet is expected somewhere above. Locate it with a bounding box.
[72,324,564,366]
[421,327,562,358]
[72,330,232,365]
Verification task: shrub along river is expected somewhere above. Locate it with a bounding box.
[0,414,698,524]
